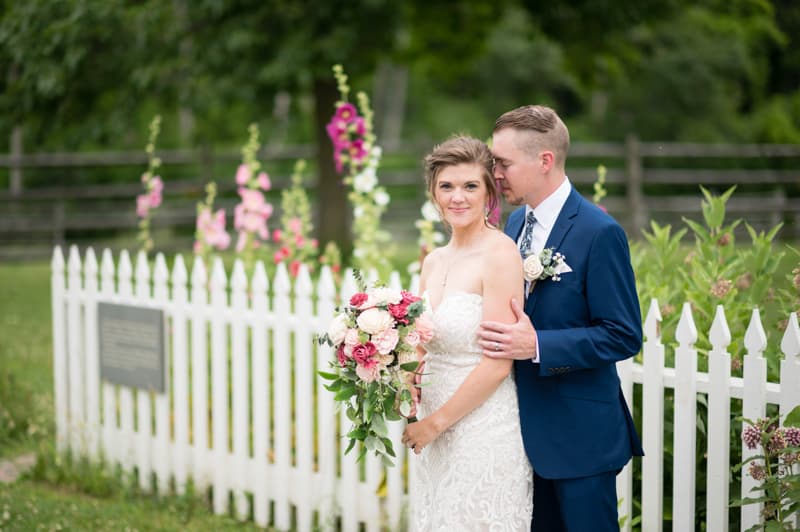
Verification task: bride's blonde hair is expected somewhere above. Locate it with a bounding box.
[423,135,499,224]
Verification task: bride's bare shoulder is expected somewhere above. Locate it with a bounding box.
[483,230,520,259]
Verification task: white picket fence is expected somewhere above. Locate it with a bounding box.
[51,245,800,531]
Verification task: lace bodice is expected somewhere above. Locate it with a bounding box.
[410,292,533,532]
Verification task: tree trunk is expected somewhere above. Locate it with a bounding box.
[313,77,352,259]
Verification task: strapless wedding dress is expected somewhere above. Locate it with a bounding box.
[410,292,533,532]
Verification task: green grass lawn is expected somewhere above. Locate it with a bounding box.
[0,261,279,531]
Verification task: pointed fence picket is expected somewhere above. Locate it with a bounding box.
[51,246,800,531]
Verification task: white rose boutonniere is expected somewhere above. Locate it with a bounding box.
[523,248,571,294]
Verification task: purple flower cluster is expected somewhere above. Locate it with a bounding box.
[326,103,368,173]
[743,424,761,450]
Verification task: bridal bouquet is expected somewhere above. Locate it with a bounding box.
[318,271,433,466]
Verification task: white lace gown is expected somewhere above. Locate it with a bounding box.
[410,292,533,532]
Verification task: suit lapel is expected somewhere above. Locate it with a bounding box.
[525,187,582,315]
[504,208,526,243]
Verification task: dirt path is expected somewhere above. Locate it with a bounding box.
[0,453,36,483]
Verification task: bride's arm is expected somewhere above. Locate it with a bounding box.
[402,238,523,453]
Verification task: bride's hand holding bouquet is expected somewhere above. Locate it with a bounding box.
[318,272,433,466]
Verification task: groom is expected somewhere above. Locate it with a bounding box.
[478,105,643,531]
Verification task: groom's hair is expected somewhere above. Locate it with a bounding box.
[424,135,499,218]
[494,105,570,166]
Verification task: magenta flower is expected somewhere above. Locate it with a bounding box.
[334,102,358,122]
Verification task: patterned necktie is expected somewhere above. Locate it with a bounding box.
[519,211,536,257]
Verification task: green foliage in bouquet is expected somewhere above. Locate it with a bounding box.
[317,270,430,467]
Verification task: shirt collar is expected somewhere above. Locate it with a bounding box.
[526,177,571,231]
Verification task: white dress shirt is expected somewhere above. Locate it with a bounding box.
[516,177,571,362]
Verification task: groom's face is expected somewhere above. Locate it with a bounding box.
[491,128,541,208]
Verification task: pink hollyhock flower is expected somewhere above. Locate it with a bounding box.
[197,208,230,250]
[257,171,271,190]
[136,194,151,218]
[273,249,286,264]
[332,151,345,173]
[414,312,435,344]
[350,116,366,136]
[235,232,248,253]
[150,175,163,194]
[348,138,368,164]
[334,102,358,122]
[289,260,302,278]
[356,363,380,383]
[310,238,319,249]
[288,217,303,234]
[373,328,399,355]
[235,164,251,186]
[272,229,282,242]
[295,235,305,247]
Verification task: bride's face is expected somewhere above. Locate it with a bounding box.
[433,163,488,229]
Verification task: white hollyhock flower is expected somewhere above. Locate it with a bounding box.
[421,200,441,222]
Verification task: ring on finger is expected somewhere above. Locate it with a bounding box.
[493,341,500,351]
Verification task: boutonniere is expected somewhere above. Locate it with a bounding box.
[523,248,572,295]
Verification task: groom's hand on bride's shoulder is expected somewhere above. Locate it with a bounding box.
[479,298,538,361]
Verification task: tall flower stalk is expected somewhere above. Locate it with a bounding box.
[326,64,392,277]
[193,182,230,258]
[273,159,319,277]
[233,124,274,267]
[136,115,164,253]
[593,164,608,212]
[409,200,445,274]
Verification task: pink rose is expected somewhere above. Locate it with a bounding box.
[405,330,421,347]
[356,363,380,383]
[414,313,434,344]
[388,302,410,324]
[373,328,399,355]
[336,344,349,367]
[344,328,360,347]
[350,292,368,308]
[352,342,377,368]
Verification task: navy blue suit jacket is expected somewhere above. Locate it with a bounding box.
[505,187,644,479]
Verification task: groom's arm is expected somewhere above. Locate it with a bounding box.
[535,222,642,375]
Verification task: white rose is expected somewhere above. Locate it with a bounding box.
[356,307,394,335]
[326,313,349,346]
[370,286,402,305]
[523,254,544,282]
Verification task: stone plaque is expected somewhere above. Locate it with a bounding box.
[98,302,166,393]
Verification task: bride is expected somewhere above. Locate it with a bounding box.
[402,136,533,531]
